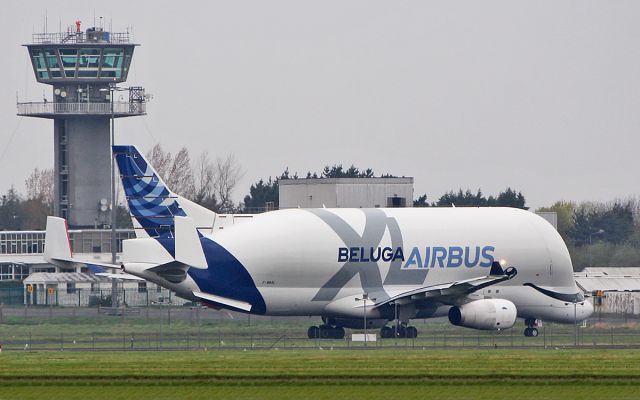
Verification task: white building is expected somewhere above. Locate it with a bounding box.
[279,177,414,209]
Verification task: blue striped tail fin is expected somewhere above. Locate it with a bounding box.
[113,145,187,238]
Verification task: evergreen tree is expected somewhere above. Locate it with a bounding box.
[243,178,279,211]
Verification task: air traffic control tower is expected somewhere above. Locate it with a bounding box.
[17,22,146,228]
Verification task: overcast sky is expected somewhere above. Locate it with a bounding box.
[0,1,638,209]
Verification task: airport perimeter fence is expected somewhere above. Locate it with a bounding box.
[1,304,640,351]
[0,286,191,308]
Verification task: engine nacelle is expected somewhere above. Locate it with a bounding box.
[448,299,517,330]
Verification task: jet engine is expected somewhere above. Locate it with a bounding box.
[448,299,517,330]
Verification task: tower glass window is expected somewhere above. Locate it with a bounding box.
[31,49,49,79]
[59,48,78,77]
[101,48,124,78]
[123,47,133,79]
[44,50,62,78]
[78,48,100,78]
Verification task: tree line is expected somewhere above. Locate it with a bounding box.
[412,188,527,209]
[538,200,640,270]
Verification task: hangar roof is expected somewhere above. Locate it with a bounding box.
[574,267,640,292]
[279,177,414,185]
[23,272,110,284]
[580,267,640,276]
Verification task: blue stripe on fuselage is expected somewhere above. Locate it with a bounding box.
[155,237,266,314]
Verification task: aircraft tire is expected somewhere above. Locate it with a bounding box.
[308,326,320,339]
[319,325,332,339]
[380,326,393,339]
[334,326,345,339]
[524,328,531,337]
[530,328,538,337]
[397,325,407,338]
[406,326,418,339]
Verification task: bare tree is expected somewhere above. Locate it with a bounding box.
[25,168,54,208]
[214,153,245,213]
[146,144,172,181]
[145,144,195,198]
[144,143,243,213]
[193,151,218,209]
[166,147,195,197]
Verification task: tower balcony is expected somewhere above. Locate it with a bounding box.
[17,101,146,119]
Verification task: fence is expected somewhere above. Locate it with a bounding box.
[16,101,146,116]
[1,305,640,351]
[0,287,190,307]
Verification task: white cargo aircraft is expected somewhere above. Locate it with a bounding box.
[44,145,593,339]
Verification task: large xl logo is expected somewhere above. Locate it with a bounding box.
[307,209,429,303]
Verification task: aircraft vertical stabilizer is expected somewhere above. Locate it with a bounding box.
[44,216,73,263]
[112,145,217,238]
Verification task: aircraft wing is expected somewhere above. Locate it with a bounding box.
[375,262,518,307]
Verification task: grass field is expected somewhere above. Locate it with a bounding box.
[1,349,640,399]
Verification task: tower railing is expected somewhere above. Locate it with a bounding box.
[31,32,131,44]
[17,101,146,116]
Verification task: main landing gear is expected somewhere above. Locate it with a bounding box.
[524,318,539,337]
[380,325,418,339]
[307,325,345,339]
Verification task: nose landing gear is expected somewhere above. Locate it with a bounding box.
[524,318,539,337]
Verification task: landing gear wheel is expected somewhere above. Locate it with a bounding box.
[380,326,393,339]
[314,325,345,339]
[406,326,418,339]
[397,325,407,338]
[524,319,540,337]
[319,325,331,339]
[308,326,319,339]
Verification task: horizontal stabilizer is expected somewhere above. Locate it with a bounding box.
[175,216,208,269]
[193,291,252,312]
[96,272,145,281]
